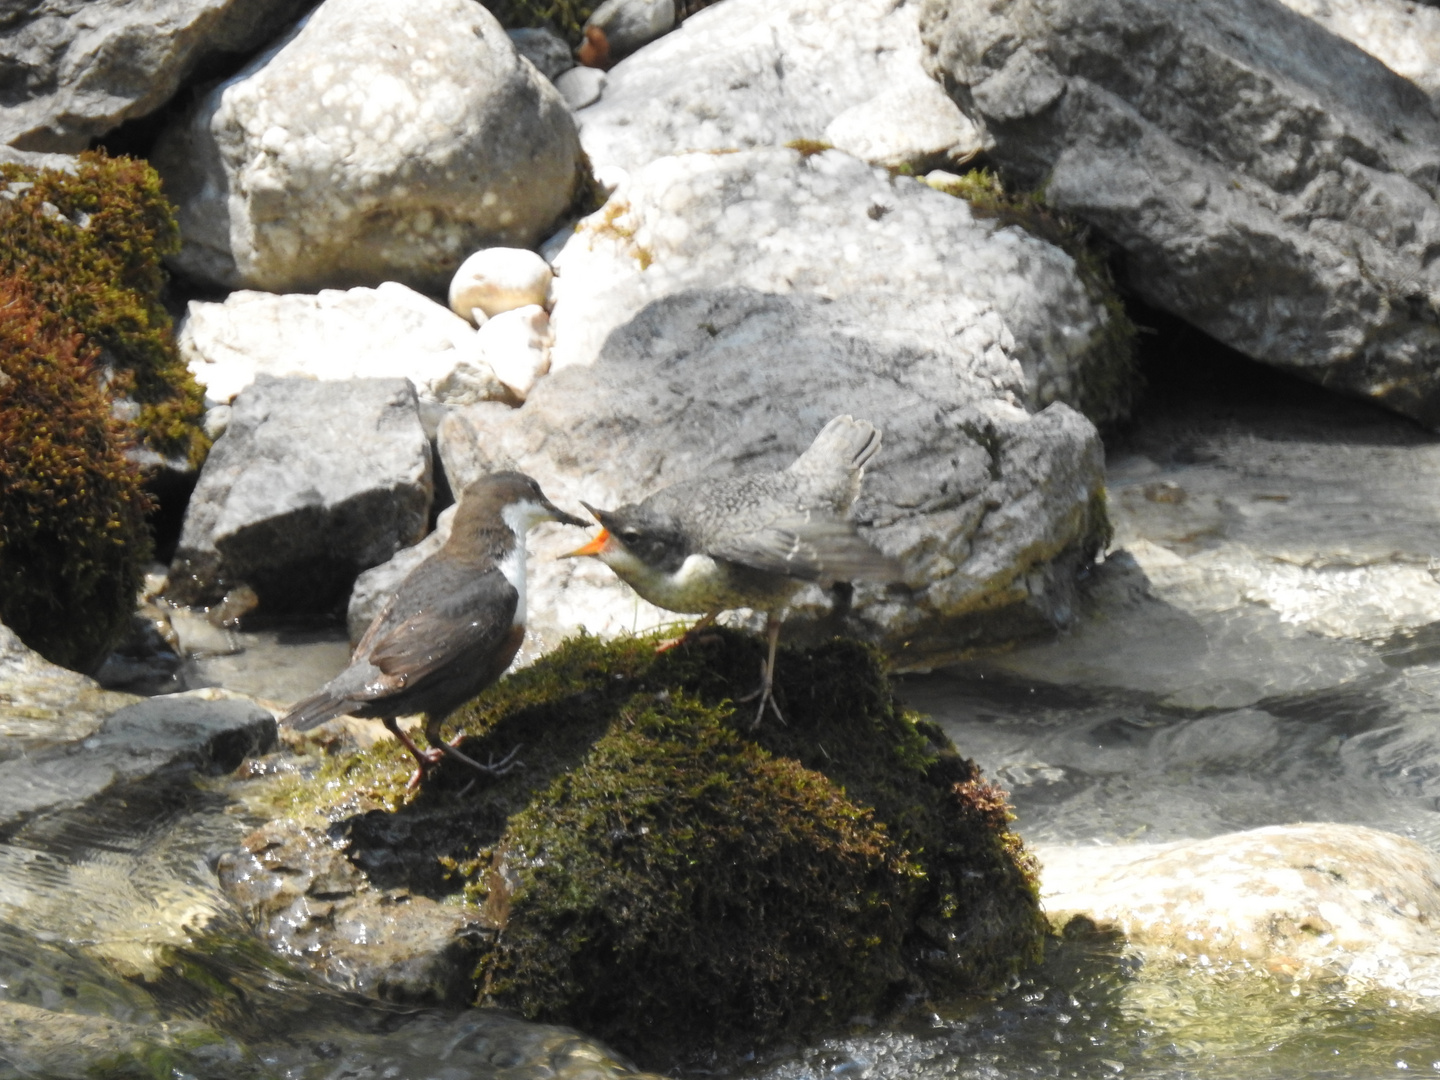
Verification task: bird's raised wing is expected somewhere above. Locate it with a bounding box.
[709,512,903,584]
[354,560,519,688]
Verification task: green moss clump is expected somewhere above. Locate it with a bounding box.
[279,630,1044,1067]
[928,168,1140,428]
[0,277,153,671]
[0,150,208,468]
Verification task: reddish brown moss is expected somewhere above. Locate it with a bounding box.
[0,150,207,467]
[0,277,152,670]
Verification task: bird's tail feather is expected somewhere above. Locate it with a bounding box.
[281,690,355,732]
[788,415,882,482]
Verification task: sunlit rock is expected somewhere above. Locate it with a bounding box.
[448,247,554,323]
[153,0,582,293]
[1040,823,1440,1001]
[575,0,959,171]
[178,283,507,406]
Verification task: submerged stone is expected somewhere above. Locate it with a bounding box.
[232,631,1044,1067]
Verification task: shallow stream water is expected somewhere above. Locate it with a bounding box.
[12,348,1440,1077]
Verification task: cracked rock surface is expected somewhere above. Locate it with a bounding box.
[921,0,1440,424]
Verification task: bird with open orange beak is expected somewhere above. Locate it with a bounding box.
[564,416,901,725]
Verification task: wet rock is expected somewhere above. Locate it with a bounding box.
[1040,823,1440,1000]
[576,0,967,171]
[0,692,275,840]
[921,0,1440,426]
[153,0,582,293]
[1278,0,1440,100]
[218,818,489,1006]
[508,26,575,82]
[176,283,507,407]
[0,1000,263,1080]
[458,148,1113,662]
[166,376,433,613]
[0,0,311,152]
[0,620,137,760]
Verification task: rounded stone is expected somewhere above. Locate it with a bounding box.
[449,248,555,323]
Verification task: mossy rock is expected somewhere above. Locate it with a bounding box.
[270,630,1045,1067]
[928,168,1140,429]
[0,150,207,468]
[0,277,152,671]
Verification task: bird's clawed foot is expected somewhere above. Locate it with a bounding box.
[441,739,525,779]
[736,657,784,728]
[655,612,719,653]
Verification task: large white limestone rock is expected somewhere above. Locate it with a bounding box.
[177,283,506,406]
[153,0,582,294]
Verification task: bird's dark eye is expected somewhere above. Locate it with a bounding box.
[620,530,641,544]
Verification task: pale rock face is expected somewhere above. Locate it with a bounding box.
[424,148,1112,663]
[575,0,957,172]
[476,305,553,400]
[921,0,1440,426]
[152,0,581,294]
[1040,824,1440,1002]
[177,283,508,406]
[1277,0,1440,101]
[823,78,987,170]
[0,0,311,152]
[448,247,554,323]
[557,66,606,110]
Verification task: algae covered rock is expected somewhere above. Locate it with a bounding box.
[235,631,1044,1066]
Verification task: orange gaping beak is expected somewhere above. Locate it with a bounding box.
[562,528,612,558]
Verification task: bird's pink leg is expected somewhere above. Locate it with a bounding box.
[383,716,444,790]
[736,612,784,727]
[655,611,719,653]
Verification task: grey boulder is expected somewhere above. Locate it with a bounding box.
[0,0,310,152]
[153,0,582,293]
[167,376,433,613]
[433,149,1111,664]
[922,0,1440,425]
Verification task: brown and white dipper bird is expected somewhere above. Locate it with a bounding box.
[281,472,587,787]
[566,415,901,724]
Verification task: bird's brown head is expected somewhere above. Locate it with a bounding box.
[456,472,588,537]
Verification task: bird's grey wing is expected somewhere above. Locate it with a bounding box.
[353,562,519,688]
[708,512,903,584]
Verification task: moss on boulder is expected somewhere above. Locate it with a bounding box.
[0,150,207,468]
[0,278,152,671]
[259,630,1044,1067]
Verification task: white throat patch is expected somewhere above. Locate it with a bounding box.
[499,500,549,626]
